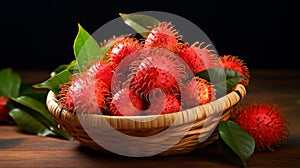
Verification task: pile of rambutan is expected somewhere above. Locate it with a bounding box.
[43,13,291,160]
[56,21,250,117]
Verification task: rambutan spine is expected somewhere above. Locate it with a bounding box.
[144,93,181,115]
[218,55,250,86]
[181,76,216,109]
[144,22,181,52]
[177,42,219,75]
[231,100,289,151]
[109,88,143,116]
[129,48,188,99]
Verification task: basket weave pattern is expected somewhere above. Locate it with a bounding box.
[46,84,246,156]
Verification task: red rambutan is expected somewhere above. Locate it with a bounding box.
[181,77,216,109]
[0,95,10,122]
[177,42,218,75]
[144,22,181,52]
[58,73,110,114]
[88,61,115,89]
[129,48,188,99]
[104,36,142,86]
[231,100,289,151]
[145,93,181,115]
[94,78,112,115]
[99,34,128,49]
[219,55,250,86]
[57,81,75,112]
[109,88,143,116]
[106,36,141,70]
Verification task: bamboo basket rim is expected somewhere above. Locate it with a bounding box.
[46,84,247,130]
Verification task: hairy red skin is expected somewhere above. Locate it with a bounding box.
[94,79,111,115]
[106,37,141,70]
[0,96,10,122]
[144,22,180,52]
[99,34,128,48]
[219,55,250,86]
[103,36,142,87]
[129,48,187,99]
[58,73,110,115]
[88,62,115,89]
[177,43,218,75]
[57,82,74,112]
[231,101,289,151]
[109,88,143,116]
[145,93,181,115]
[130,67,180,99]
[182,77,216,109]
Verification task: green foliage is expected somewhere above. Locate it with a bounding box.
[0,68,72,140]
[195,68,244,98]
[33,60,76,95]
[0,68,21,98]
[73,24,102,72]
[120,13,160,36]
[219,120,255,168]
[73,24,111,72]
[9,108,56,137]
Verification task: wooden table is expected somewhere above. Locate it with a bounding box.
[1,69,300,168]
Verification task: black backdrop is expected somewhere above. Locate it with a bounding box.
[0,0,298,71]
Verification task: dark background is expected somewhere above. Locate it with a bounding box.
[0,0,298,71]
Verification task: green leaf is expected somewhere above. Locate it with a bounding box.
[33,61,76,94]
[10,96,73,140]
[19,82,47,101]
[10,96,57,126]
[218,137,244,167]
[219,120,255,168]
[0,68,21,98]
[195,68,244,98]
[34,24,111,94]
[50,60,77,77]
[24,107,72,140]
[120,13,160,36]
[9,108,55,136]
[33,69,72,95]
[74,24,104,72]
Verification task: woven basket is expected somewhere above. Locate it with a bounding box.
[46,84,246,156]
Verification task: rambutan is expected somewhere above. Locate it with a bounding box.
[109,88,143,116]
[99,34,128,49]
[106,36,141,70]
[181,77,216,109]
[145,93,181,115]
[103,36,143,86]
[219,55,250,86]
[88,61,115,89]
[177,42,218,75]
[58,73,110,114]
[94,78,112,115]
[144,22,181,52]
[57,81,74,112]
[0,95,10,122]
[231,100,289,151]
[129,48,187,99]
